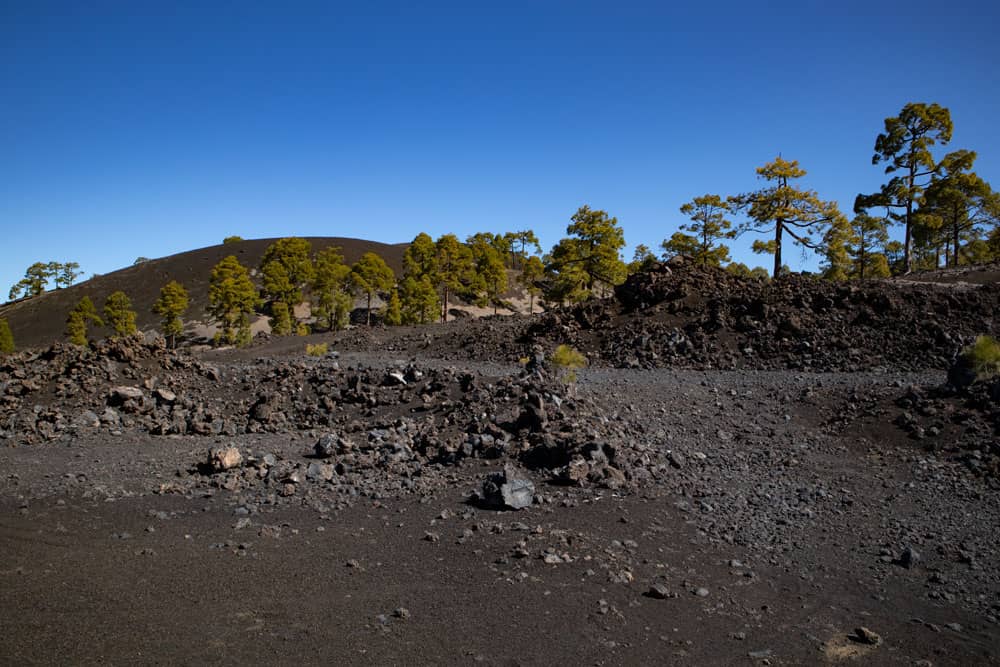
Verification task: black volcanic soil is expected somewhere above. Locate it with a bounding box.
[2,262,1000,665]
[0,237,408,349]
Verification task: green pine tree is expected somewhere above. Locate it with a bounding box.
[269,301,292,335]
[152,280,190,348]
[351,252,395,326]
[730,157,843,278]
[208,255,261,346]
[103,291,137,337]
[385,289,402,326]
[66,296,104,345]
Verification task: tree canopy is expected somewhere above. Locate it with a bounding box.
[731,157,843,278]
[103,291,138,337]
[858,102,953,274]
[66,296,103,346]
[544,205,626,304]
[208,255,260,346]
[662,194,735,266]
[351,252,395,325]
[152,280,190,348]
[260,237,315,306]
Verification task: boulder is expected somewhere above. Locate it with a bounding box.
[207,446,243,473]
[477,464,535,510]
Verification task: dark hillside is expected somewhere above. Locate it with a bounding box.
[0,237,407,348]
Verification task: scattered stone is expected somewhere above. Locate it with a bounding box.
[852,627,882,646]
[645,583,673,600]
[108,386,143,403]
[898,545,922,569]
[207,446,242,473]
[476,464,535,510]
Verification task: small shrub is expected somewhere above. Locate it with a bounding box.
[306,342,328,357]
[962,335,1000,380]
[550,344,587,384]
[296,322,310,336]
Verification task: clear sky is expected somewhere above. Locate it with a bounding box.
[3,1,999,295]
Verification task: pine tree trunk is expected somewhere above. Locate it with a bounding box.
[953,225,961,267]
[366,294,372,326]
[773,222,783,279]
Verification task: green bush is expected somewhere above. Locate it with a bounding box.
[550,344,587,384]
[962,335,1000,380]
[306,342,328,357]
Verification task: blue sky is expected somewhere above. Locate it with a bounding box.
[3,1,999,295]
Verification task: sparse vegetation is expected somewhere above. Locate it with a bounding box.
[208,255,260,347]
[9,261,82,300]
[311,246,352,331]
[550,344,587,385]
[152,280,190,349]
[961,335,1000,381]
[223,236,244,244]
[269,301,292,335]
[260,238,314,335]
[385,289,402,326]
[305,342,328,357]
[0,318,14,353]
[544,206,627,304]
[66,296,103,346]
[351,252,395,326]
[103,291,138,337]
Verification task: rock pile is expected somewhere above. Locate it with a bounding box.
[515,260,999,372]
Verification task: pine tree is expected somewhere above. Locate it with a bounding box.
[434,234,474,322]
[820,214,853,281]
[8,262,55,300]
[663,195,735,266]
[208,255,261,346]
[504,230,542,269]
[312,246,352,331]
[518,255,544,313]
[260,238,314,320]
[385,289,402,326]
[0,318,14,354]
[351,252,395,326]
[468,233,508,314]
[399,275,439,324]
[54,262,81,289]
[403,232,439,279]
[545,206,626,302]
[152,280,189,348]
[103,291,137,337]
[269,301,292,335]
[920,149,1000,267]
[859,102,953,273]
[66,312,87,346]
[847,214,890,280]
[731,157,843,278]
[66,296,103,346]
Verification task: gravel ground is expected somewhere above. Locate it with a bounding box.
[2,344,998,665]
